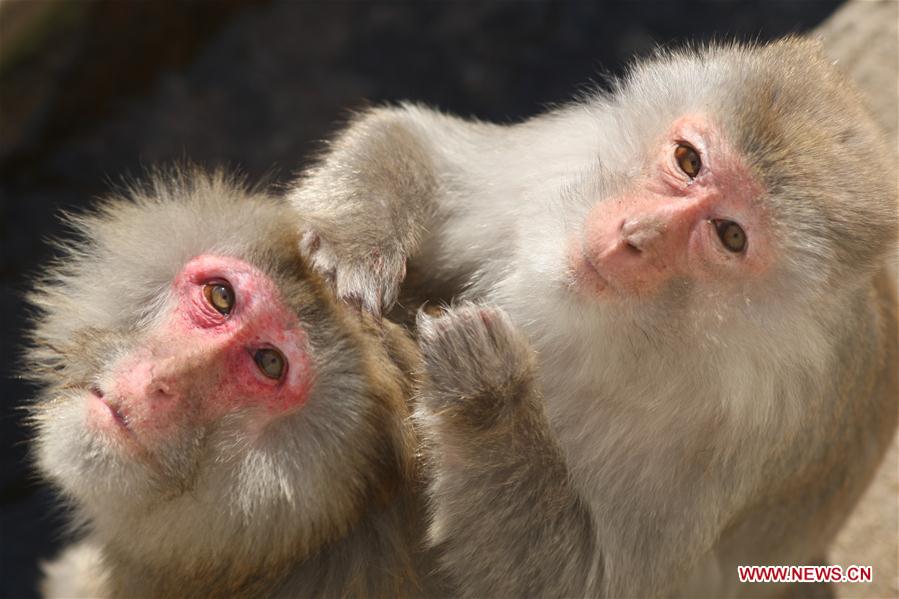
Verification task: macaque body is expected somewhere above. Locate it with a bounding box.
[28,171,442,598]
[289,38,898,597]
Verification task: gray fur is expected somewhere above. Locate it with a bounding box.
[27,168,446,598]
[416,304,599,598]
[288,39,898,598]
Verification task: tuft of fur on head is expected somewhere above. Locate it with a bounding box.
[26,167,416,580]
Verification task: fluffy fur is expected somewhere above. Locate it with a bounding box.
[28,169,444,598]
[288,38,898,597]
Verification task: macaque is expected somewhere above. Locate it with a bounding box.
[27,170,444,598]
[288,38,898,597]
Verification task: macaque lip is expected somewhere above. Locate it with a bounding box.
[87,387,129,431]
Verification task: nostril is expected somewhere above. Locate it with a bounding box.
[620,216,666,253]
[148,380,176,400]
[620,219,645,253]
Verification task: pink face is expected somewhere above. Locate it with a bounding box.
[86,254,313,452]
[569,115,771,299]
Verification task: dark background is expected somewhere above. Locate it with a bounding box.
[0,2,843,596]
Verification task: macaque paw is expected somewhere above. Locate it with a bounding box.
[417,304,536,430]
[299,228,407,316]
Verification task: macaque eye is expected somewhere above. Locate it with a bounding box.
[254,348,286,380]
[674,144,702,178]
[203,283,235,315]
[713,220,747,253]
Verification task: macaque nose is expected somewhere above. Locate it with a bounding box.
[117,356,186,407]
[145,354,209,402]
[581,197,699,296]
[620,216,667,253]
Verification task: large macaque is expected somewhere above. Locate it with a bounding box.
[288,37,898,597]
[28,170,444,598]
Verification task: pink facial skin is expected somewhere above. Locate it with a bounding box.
[86,254,313,450]
[569,115,771,299]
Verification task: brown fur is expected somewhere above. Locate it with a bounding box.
[287,36,897,598]
[28,169,446,598]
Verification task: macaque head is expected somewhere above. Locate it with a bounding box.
[561,39,896,343]
[27,170,415,570]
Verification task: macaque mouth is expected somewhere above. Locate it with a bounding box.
[88,385,128,428]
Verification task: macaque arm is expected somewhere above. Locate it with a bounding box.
[415,304,599,598]
[288,104,483,314]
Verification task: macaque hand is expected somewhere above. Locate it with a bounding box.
[290,106,436,317]
[417,303,538,433]
[298,224,408,316]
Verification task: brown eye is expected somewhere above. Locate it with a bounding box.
[674,144,702,178]
[713,220,747,253]
[254,348,285,380]
[203,283,234,315]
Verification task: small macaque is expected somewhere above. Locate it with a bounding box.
[28,170,443,598]
[288,37,898,597]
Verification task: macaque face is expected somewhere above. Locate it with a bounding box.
[86,254,313,456]
[38,251,343,523]
[562,41,895,320]
[569,115,770,299]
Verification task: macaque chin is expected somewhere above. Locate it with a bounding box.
[28,170,436,598]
